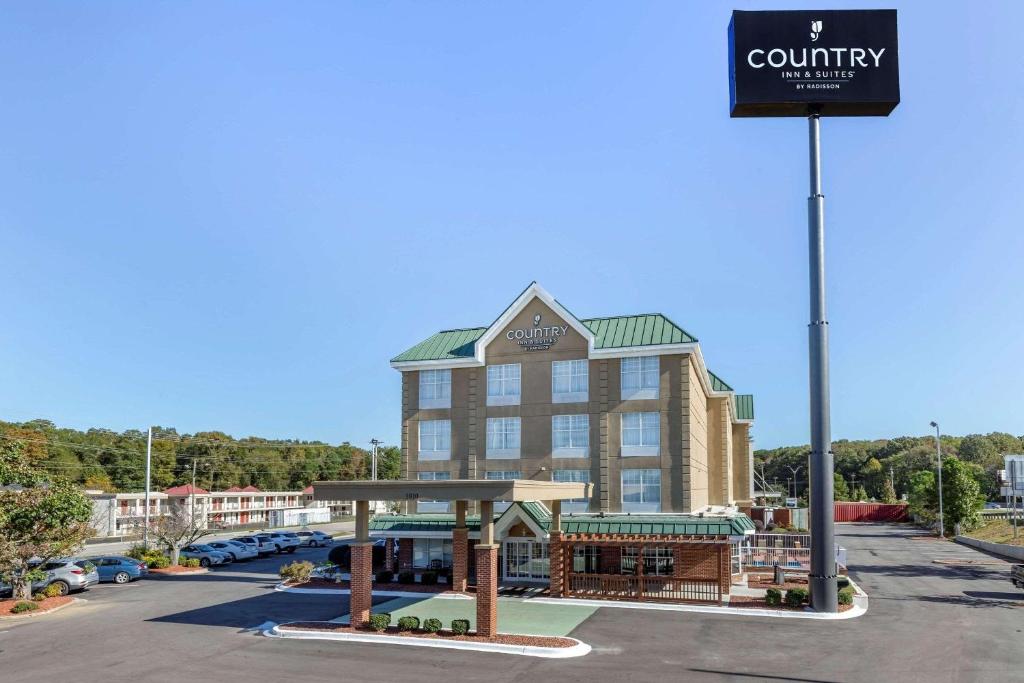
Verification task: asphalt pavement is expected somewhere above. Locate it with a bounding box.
[1,525,1021,683]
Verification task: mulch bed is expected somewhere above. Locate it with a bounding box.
[0,596,73,617]
[279,621,577,648]
[149,566,207,575]
[746,574,809,590]
[300,578,458,594]
[728,595,854,612]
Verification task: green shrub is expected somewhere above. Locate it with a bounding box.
[420,571,438,586]
[397,571,415,584]
[838,587,854,605]
[125,544,148,561]
[375,570,394,584]
[785,588,809,608]
[765,588,782,607]
[423,617,443,633]
[43,583,64,599]
[279,561,314,584]
[368,613,391,632]
[11,601,39,614]
[179,557,201,568]
[450,618,470,636]
[396,616,420,631]
[147,554,170,569]
[836,576,850,589]
[32,592,47,602]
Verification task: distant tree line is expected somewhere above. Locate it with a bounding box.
[0,419,400,493]
[755,431,1022,504]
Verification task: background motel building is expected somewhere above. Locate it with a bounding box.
[352,283,758,604]
[88,484,354,537]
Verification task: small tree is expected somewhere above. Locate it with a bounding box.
[908,470,938,527]
[151,504,211,564]
[0,443,94,599]
[940,456,984,536]
[833,473,850,502]
[880,478,898,504]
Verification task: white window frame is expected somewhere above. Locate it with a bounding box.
[621,469,661,513]
[621,412,660,457]
[412,537,453,568]
[553,469,590,513]
[486,417,521,459]
[418,420,451,461]
[485,470,520,512]
[551,359,588,403]
[486,363,521,406]
[552,414,589,458]
[418,369,451,409]
[417,471,451,513]
[620,356,660,401]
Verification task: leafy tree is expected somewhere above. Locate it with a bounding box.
[833,473,850,501]
[940,456,984,535]
[150,505,212,565]
[908,470,938,527]
[0,442,94,599]
[850,485,869,502]
[880,478,898,504]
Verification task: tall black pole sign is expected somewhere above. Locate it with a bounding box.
[727,9,900,614]
[729,9,899,117]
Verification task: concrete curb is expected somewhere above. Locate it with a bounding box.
[274,583,473,599]
[954,535,1024,562]
[148,568,210,577]
[526,593,867,620]
[0,597,81,621]
[265,623,591,658]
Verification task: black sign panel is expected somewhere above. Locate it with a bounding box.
[729,9,900,117]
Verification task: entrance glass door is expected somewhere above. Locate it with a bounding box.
[503,540,549,581]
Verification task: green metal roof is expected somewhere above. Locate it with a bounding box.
[392,314,696,363]
[560,514,755,537]
[511,501,552,531]
[369,514,483,533]
[734,394,754,420]
[708,371,733,392]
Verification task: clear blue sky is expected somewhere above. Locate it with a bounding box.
[1,1,1022,450]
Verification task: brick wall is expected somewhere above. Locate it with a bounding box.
[673,543,729,593]
[599,546,621,574]
[398,538,413,572]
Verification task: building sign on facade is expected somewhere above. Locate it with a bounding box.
[505,313,570,352]
[729,9,900,117]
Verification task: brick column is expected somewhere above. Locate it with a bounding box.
[350,542,373,628]
[548,531,564,597]
[475,544,499,639]
[398,538,413,572]
[718,543,731,596]
[452,528,469,592]
[385,537,395,572]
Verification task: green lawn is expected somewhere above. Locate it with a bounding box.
[363,596,598,637]
[966,519,1024,546]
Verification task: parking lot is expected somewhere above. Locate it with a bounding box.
[1,525,1022,683]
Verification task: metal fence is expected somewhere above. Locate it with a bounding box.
[740,533,846,572]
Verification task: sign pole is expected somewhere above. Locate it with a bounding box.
[807,108,837,613]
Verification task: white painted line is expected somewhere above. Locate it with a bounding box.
[525,596,867,620]
[264,624,591,658]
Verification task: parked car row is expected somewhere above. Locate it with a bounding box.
[0,529,337,597]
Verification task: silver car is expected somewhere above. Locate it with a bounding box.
[36,559,99,595]
[180,545,229,568]
[207,540,257,561]
[295,530,334,547]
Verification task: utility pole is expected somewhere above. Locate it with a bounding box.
[849,473,859,499]
[930,422,945,537]
[806,108,837,613]
[191,459,197,525]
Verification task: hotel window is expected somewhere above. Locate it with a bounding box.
[621,412,660,457]
[419,369,451,409]
[418,420,451,461]
[620,356,660,400]
[485,470,520,512]
[621,469,661,512]
[552,414,589,458]
[417,471,451,513]
[486,417,521,458]
[621,547,674,576]
[553,469,590,513]
[551,359,588,403]
[413,538,453,569]
[486,363,521,406]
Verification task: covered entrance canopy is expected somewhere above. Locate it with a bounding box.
[312,479,590,639]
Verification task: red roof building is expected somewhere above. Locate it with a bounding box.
[163,484,209,496]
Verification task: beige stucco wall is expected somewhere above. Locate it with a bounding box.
[684,356,709,511]
[731,423,753,505]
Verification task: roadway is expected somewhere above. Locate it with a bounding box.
[1,525,1020,682]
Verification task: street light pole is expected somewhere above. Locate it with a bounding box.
[930,421,945,537]
[787,465,803,498]
[807,109,837,613]
[369,438,381,481]
[144,427,152,548]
